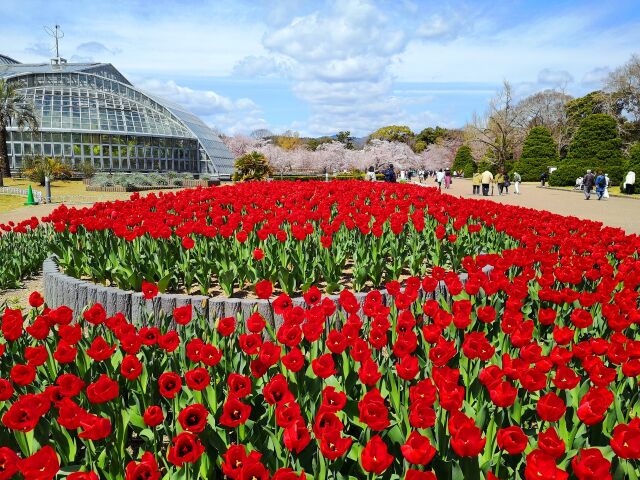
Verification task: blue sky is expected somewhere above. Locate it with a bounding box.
[1,0,639,137]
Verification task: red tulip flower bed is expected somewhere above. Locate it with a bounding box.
[38,181,501,296]
[0,180,640,479]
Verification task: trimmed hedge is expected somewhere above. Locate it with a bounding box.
[549,162,628,187]
[517,126,559,181]
[549,163,583,187]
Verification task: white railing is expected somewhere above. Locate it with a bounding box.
[0,186,43,203]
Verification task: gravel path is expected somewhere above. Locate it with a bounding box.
[422,179,640,235]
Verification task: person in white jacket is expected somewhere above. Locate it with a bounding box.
[623,171,636,195]
[435,169,445,190]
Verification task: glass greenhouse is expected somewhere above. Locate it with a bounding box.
[0,54,234,178]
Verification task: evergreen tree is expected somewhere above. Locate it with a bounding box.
[516,126,558,181]
[566,113,626,184]
[628,142,640,173]
[452,145,475,177]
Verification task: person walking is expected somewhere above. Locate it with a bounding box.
[512,171,521,194]
[481,170,493,196]
[603,173,610,199]
[444,169,452,189]
[472,171,481,195]
[595,171,606,200]
[365,165,376,181]
[623,170,636,195]
[583,169,596,200]
[435,169,445,190]
[540,171,548,187]
[382,164,397,183]
[495,171,505,195]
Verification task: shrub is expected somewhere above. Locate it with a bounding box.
[91,174,114,187]
[22,156,73,186]
[517,126,559,181]
[79,160,96,179]
[629,142,640,173]
[233,151,273,181]
[549,162,583,186]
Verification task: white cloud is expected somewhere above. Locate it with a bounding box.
[232,55,292,77]
[582,67,610,86]
[238,0,417,135]
[136,78,268,135]
[25,41,52,58]
[537,68,574,86]
[417,14,464,41]
[262,1,407,63]
[76,41,121,56]
[138,79,256,116]
[396,9,640,87]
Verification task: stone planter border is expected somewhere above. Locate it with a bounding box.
[43,256,477,328]
[84,179,220,193]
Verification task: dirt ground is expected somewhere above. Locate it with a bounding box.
[0,276,44,308]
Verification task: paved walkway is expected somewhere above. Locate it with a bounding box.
[428,179,640,235]
[0,203,66,225]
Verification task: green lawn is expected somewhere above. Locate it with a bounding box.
[0,195,25,213]
[0,177,187,214]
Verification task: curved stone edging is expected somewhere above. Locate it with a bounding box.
[43,256,474,327]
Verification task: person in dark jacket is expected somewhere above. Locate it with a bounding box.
[595,171,606,200]
[583,170,596,200]
[382,164,397,183]
[540,172,548,186]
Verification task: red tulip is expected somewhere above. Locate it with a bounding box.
[361,435,394,473]
[401,431,436,465]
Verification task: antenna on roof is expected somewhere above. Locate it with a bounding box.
[44,24,67,66]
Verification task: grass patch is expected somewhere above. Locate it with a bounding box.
[2,177,184,202]
[0,195,25,213]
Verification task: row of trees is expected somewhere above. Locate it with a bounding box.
[462,55,640,185]
[229,54,639,186]
[222,134,462,174]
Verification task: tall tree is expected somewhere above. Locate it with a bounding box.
[606,54,640,123]
[451,145,475,177]
[516,126,559,181]
[566,113,626,183]
[415,126,449,145]
[515,89,573,157]
[335,131,354,149]
[564,91,615,132]
[368,125,414,144]
[627,142,640,174]
[0,79,39,186]
[467,81,521,171]
[605,54,640,143]
[275,133,303,150]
